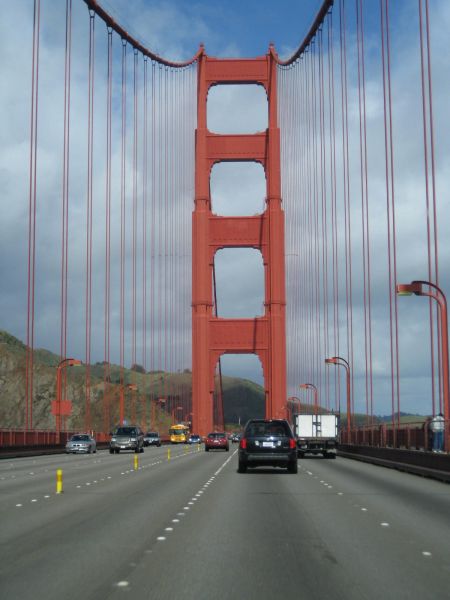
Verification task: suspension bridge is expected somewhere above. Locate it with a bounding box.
[0,0,449,448]
[1,2,450,599]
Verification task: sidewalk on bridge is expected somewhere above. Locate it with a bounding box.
[338,445,450,483]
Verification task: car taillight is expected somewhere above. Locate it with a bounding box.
[289,438,297,449]
[239,438,247,449]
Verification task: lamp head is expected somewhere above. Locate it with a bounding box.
[396,282,422,296]
[68,358,82,367]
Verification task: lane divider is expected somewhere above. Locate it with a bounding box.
[12,446,203,509]
[56,469,63,494]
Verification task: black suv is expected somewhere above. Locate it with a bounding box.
[238,419,298,474]
[109,426,144,454]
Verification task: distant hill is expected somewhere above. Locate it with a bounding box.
[376,412,428,425]
[0,330,265,432]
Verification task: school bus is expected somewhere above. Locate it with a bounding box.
[169,423,190,444]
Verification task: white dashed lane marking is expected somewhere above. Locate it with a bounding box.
[155,450,237,544]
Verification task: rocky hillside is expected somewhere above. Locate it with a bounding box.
[0,330,266,431]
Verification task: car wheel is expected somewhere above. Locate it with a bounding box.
[93,449,97,453]
[140,447,144,453]
[116,449,120,454]
[226,446,229,451]
[238,461,247,473]
[288,460,298,474]
[109,448,114,454]
[205,447,209,452]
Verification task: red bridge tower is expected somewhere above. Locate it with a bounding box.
[192,49,287,435]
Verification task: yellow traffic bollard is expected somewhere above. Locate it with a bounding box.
[197,443,200,452]
[167,448,171,461]
[56,469,63,494]
[134,454,139,471]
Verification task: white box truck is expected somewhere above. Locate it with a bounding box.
[294,414,338,459]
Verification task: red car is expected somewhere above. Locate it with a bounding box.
[205,432,229,452]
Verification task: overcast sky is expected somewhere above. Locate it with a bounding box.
[0,0,449,417]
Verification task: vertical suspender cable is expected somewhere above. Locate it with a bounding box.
[169,69,175,411]
[164,67,169,410]
[312,40,320,401]
[26,0,41,431]
[104,26,113,433]
[419,0,440,415]
[131,48,138,423]
[381,0,400,435]
[359,1,374,424]
[356,0,372,424]
[85,10,95,432]
[319,29,329,411]
[150,61,156,411]
[120,39,127,418]
[339,0,354,418]
[328,11,341,413]
[60,0,72,423]
[386,1,401,429]
[143,56,148,429]
[424,0,441,413]
[157,64,163,407]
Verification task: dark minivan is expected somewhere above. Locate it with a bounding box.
[238,419,298,473]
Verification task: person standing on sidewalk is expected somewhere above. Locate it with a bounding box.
[430,413,445,452]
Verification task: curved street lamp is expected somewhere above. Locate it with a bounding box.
[299,383,319,415]
[325,356,351,436]
[397,280,449,451]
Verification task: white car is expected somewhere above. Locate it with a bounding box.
[65,434,97,454]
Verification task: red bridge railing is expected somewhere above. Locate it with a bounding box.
[340,419,449,453]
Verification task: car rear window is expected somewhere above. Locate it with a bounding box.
[245,421,291,437]
[207,432,226,438]
[71,435,89,441]
[115,427,136,436]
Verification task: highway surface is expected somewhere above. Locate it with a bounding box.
[1,446,449,599]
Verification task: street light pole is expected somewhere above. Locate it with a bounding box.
[152,398,166,430]
[325,357,351,437]
[119,383,138,426]
[299,383,319,415]
[55,358,82,442]
[397,280,449,450]
[287,396,302,423]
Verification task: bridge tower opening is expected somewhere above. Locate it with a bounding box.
[192,50,287,436]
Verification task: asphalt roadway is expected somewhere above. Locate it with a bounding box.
[1,446,449,600]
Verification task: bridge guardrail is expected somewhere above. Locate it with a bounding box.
[339,419,449,453]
